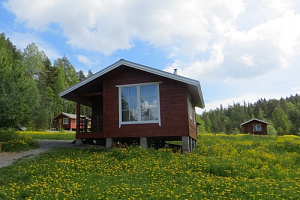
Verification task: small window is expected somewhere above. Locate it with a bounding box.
[188,96,195,123]
[63,118,69,125]
[254,124,262,131]
[118,82,161,127]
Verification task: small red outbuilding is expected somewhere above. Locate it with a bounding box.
[241,118,270,135]
[54,112,90,131]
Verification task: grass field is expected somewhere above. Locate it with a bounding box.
[0,134,299,199]
[17,131,76,140]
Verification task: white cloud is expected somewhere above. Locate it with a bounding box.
[3,0,244,57]
[77,55,99,68]
[7,31,61,60]
[4,0,300,111]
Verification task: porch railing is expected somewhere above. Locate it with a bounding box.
[79,116,103,133]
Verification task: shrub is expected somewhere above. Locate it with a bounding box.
[0,129,38,152]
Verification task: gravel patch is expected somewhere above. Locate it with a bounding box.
[0,140,77,168]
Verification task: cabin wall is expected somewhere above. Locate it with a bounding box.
[55,115,76,130]
[102,66,192,139]
[70,119,76,129]
[242,121,268,135]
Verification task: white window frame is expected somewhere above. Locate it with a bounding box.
[253,124,262,131]
[117,82,161,127]
[63,118,69,125]
[188,96,196,124]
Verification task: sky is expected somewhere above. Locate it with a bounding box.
[1,0,300,114]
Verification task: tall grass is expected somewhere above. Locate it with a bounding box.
[0,134,299,199]
[0,129,38,152]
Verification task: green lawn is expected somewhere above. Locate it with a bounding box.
[0,134,299,199]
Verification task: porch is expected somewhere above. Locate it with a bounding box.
[77,115,104,138]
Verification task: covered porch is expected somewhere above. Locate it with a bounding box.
[75,92,104,138]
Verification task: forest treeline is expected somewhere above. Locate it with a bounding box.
[2,32,300,134]
[0,33,91,130]
[199,95,300,136]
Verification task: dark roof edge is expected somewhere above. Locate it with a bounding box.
[59,59,205,108]
[240,118,270,126]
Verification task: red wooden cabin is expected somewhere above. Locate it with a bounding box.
[241,118,270,135]
[59,59,205,153]
[54,112,90,131]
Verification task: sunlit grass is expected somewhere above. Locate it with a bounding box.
[0,129,38,152]
[0,134,299,199]
[17,131,75,140]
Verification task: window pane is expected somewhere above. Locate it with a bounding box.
[122,110,129,122]
[148,85,157,97]
[141,97,150,109]
[120,84,159,124]
[121,87,129,99]
[149,97,157,108]
[255,125,262,131]
[122,99,129,110]
[129,109,138,121]
[150,109,158,120]
[129,99,137,109]
[141,109,150,121]
[141,85,149,97]
[129,87,137,98]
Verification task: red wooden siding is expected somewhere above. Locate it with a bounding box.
[241,120,268,135]
[55,115,76,130]
[101,66,195,139]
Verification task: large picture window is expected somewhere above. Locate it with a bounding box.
[118,82,161,127]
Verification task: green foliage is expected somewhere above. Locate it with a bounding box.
[0,129,38,152]
[0,134,299,199]
[196,114,206,133]
[201,95,300,135]
[271,105,291,135]
[267,124,278,136]
[0,32,91,130]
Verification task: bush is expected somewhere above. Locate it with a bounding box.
[0,129,38,152]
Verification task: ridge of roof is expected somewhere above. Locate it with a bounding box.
[55,112,88,119]
[59,59,205,108]
[240,118,270,126]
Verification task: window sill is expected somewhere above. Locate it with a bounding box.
[119,120,161,127]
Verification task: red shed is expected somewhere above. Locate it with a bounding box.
[59,59,205,153]
[54,112,90,131]
[241,118,270,135]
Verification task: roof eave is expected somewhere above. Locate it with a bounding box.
[59,59,205,108]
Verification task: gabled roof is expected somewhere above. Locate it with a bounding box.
[54,112,88,120]
[60,59,205,108]
[240,118,270,126]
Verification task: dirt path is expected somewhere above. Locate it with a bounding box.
[0,140,76,168]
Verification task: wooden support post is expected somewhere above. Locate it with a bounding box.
[106,138,113,149]
[76,98,83,145]
[76,98,81,136]
[140,137,148,149]
[182,136,190,154]
[189,137,193,152]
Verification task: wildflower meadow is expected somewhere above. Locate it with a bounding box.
[0,134,299,199]
[16,131,75,140]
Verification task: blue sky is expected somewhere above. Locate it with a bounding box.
[1,0,300,113]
